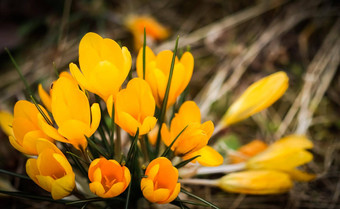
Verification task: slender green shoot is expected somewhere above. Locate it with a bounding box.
[181,188,219,209]
[30,95,53,126]
[161,125,188,157]
[175,155,201,169]
[0,169,31,180]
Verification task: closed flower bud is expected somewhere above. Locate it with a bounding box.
[38,76,101,150]
[70,32,131,103]
[141,157,180,204]
[112,78,157,136]
[161,101,214,157]
[222,71,289,126]
[88,158,130,198]
[9,100,53,155]
[26,139,75,199]
[246,135,315,181]
[136,46,194,108]
[218,170,293,195]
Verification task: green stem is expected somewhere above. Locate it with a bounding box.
[115,126,122,160]
[139,135,149,163]
[0,169,30,180]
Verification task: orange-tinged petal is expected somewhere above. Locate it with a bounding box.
[51,173,75,200]
[0,111,13,136]
[222,71,289,126]
[12,117,37,144]
[152,188,171,203]
[162,183,180,204]
[218,170,293,195]
[148,124,159,146]
[57,120,88,150]
[230,139,268,164]
[89,181,106,197]
[22,131,53,155]
[53,153,73,174]
[88,158,101,182]
[177,101,201,124]
[184,145,224,167]
[38,84,52,112]
[35,138,63,156]
[9,136,28,154]
[103,182,125,198]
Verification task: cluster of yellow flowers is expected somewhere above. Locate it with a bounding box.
[0,30,314,207]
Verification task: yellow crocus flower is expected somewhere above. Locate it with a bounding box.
[88,158,131,198]
[222,71,289,126]
[161,101,214,157]
[124,15,169,50]
[218,170,293,195]
[182,145,224,167]
[9,100,53,155]
[70,32,132,104]
[0,110,14,137]
[141,157,180,204]
[26,139,75,200]
[112,78,157,136]
[38,76,101,150]
[136,46,194,108]
[246,135,315,181]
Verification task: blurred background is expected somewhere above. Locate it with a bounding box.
[0,0,339,208]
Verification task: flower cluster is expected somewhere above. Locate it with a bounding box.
[0,30,314,208]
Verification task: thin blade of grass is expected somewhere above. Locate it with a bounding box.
[155,36,180,155]
[30,95,53,126]
[181,188,219,209]
[0,190,68,204]
[161,125,188,157]
[175,155,200,169]
[0,169,31,180]
[85,136,109,159]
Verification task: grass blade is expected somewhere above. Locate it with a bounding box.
[0,169,30,180]
[161,125,188,157]
[175,155,200,169]
[181,188,219,209]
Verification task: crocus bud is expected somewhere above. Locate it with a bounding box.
[222,71,289,126]
[218,170,293,195]
[136,46,194,108]
[141,157,180,204]
[26,139,75,199]
[70,32,131,103]
[113,78,157,136]
[9,100,53,155]
[161,101,214,157]
[88,158,131,198]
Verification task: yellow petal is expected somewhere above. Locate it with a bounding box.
[218,170,293,194]
[160,182,180,204]
[152,188,170,203]
[89,103,101,135]
[183,146,223,167]
[115,111,140,136]
[140,116,157,136]
[22,131,53,155]
[70,63,95,93]
[51,173,75,200]
[36,175,54,192]
[37,114,66,143]
[0,111,13,136]
[106,95,114,117]
[38,84,52,112]
[136,46,156,78]
[103,182,125,198]
[35,138,63,156]
[26,158,39,184]
[89,181,106,197]
[286,169,315,182]
[57,120,89,149]
[222,71,289,126]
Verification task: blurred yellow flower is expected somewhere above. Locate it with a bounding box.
[124,15,169,50]
[229,139,268,164]
[246,135,315,181]
[70,32,131,103]
[26,139,75,200]
[141,157,180,204]
[0,110,14,137]
[38,76,101,150]
[9,100,53,155]
[161,101,214,157]
[218,170,293,195]
[136,46,194,108]
[111,78,157,136]
[222,71,289,126]
[88,158,131,198]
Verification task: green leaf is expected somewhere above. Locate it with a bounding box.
[85,136,109,159]
[126,128,140,163]
[0,169,30,180]
[30,95,53,126]
[175,155,200,169]
[181,188,219,209]
[161,125,188,157]
[155,36,180,155]
[0,190,68,204]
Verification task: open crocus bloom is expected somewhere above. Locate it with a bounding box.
[38,76,101,150]
[246,135,315,181]
[9,100,53,155]
[70,32,131,104]
[26,139,75,200]
[222,71,289,126]
[218,170,293,195]
[136,46,194,108]
[141,157,180,204]
[113,78,157,136]
[161,101,214,157]
[88,158,131,198]
[124,15,169,50]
